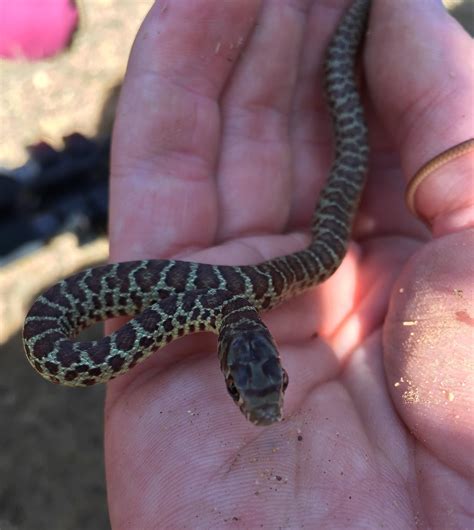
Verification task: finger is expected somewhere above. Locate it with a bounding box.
[216,0,308,240]
[366,0,474,236]
[109,0,261,261]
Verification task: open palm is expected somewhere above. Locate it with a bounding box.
[104,1,473,528]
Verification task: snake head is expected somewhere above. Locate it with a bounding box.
[220,328,288,426]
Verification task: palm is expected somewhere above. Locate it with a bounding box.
[104,1,473,528]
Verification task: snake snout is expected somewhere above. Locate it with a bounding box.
[246,403,282,426]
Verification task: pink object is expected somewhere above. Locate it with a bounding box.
[0,0,79,60]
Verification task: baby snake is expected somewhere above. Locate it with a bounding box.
[23,0,371,425]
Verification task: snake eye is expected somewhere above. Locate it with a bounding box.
[226,378,240,402]
[282,369,289,391]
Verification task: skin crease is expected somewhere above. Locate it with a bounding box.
[104,0,473,528]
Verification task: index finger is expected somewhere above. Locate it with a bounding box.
[366,0,474,235]
[109,0,261,261]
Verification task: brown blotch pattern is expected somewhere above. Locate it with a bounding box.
[115,326,136,352]
[56,342,81,367]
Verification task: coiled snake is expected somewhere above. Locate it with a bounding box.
[23,0,371,425]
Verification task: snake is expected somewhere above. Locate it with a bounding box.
[405,137,474,219]
[23,0,371,426]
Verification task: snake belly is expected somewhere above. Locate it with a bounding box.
[23,0,370,426]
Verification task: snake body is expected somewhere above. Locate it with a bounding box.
[23,0,370,425]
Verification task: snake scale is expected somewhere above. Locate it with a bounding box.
[23,0,370,425]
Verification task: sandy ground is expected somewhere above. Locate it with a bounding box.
[0,2,472,529]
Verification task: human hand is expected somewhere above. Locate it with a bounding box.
[105,1,473,527]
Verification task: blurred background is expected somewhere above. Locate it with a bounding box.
[0,1,472,529]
